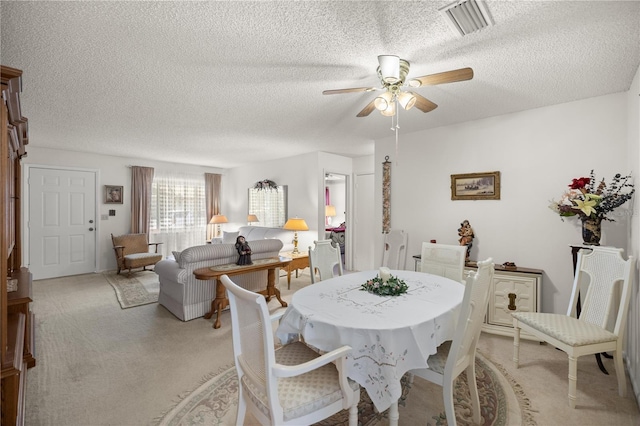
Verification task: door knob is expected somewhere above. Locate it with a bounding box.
[89,219,94,223]
[89,227,94,231]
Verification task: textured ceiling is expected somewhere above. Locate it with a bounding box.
[1,1,639,168]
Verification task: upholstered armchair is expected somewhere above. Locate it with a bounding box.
[111,233,163,277]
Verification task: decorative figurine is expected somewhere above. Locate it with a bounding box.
[458,220,475,263]
[235,235,253,265]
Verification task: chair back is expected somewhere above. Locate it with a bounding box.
[570,247,635,336]
[420,242,467,283]
[220,274,282,421]
[309,239,343,283]
[445,258,494,375]
[382,229,408,269]
[111,233,149,256]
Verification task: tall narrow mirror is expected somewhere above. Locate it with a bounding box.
[248,185,288,227]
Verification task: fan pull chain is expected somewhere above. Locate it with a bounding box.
[394,100,399,165]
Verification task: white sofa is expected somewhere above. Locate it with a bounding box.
[212,225,295,253]
[155,238,283,321]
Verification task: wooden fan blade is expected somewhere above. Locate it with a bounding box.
[409,67,473,87]
[413,93,438,113]
[357,99,376,117]
[323,87,377,95]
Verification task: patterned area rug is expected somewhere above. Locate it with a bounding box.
[102,271,159,309]
[157,352,535,426]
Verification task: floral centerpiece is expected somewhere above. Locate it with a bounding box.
[549,170,634,245]
[361,267,408,296]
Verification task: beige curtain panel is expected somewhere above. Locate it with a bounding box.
[130,166,155,234]
[205,173,222,241]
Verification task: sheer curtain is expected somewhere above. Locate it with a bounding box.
[205,173,221,241]
[130,166,154,234]
[150,172,207,257]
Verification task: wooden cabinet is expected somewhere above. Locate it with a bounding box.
[413,255,542,341]
[1,65,33,425]
[472,266,542,341]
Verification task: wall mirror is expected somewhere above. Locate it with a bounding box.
[248,185,288,227]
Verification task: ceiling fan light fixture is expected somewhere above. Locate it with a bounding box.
[397,91,417,110]
[380,100,396,117]
[374,91,393,111]
[378,55,400,84]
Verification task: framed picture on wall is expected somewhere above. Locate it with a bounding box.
[451,171,500,200]
[105,185,123,204]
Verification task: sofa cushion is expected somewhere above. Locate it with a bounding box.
[172,251,182,263]
[223,231,239,244]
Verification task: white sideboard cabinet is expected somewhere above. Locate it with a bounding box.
[413,256,542,341]
[469,265,543,341]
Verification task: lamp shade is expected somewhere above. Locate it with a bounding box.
[374,91,393,111]
[378,55,400,83]
[247,214,259,222]
[209,214,228,224]
[380,100,396,117]
[325,205,336,217]
[283,218,309,231]
[397,91,417,110]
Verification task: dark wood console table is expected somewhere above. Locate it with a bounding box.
[194,257,291,329]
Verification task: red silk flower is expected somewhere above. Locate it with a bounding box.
[568,177,590,190]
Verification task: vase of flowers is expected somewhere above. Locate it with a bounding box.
[549,171,634,246]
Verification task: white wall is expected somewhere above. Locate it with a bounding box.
[23,147,223,272]
[375,92,631,315]
[223,152,353,255]
[626,64,640,406]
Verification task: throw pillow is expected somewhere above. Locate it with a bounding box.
[172,251,182,263]
[222,231,239,244]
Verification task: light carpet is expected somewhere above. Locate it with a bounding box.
[25,271,640,426]
[102,270,159,308]
[157,352,531,426]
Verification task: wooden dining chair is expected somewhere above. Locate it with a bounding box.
[309,239,343,283]
[420,242,467,284]
[513,246,634,408]
[220,274,360,426]
[381,229,408,270]
[410,258,494,426]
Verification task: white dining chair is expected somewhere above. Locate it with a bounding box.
[410,258,494,426]
[309,239,344,283]
[220,274,360,426]
[381,229,408,270]
[420,242,467,284]
[513,246,634,408]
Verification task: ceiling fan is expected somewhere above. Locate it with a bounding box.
[323,55,473,117]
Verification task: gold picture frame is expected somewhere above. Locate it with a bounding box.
[451,171,500,200]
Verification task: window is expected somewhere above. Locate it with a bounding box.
[248,185,288,227]
[150,173,206,254]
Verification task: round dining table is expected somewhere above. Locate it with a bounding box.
[276,269,465,425]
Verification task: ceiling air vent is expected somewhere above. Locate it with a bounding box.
[439,0,494,37]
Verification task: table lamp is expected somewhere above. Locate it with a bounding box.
[247,214,259,225]
[325,205,336,226]
[283,217,309,254]
[209,214,228,238]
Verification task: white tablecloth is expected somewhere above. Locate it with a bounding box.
[276,270,464,412]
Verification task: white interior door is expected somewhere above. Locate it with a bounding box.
[28,167,97,279]
[353,173,375,271]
